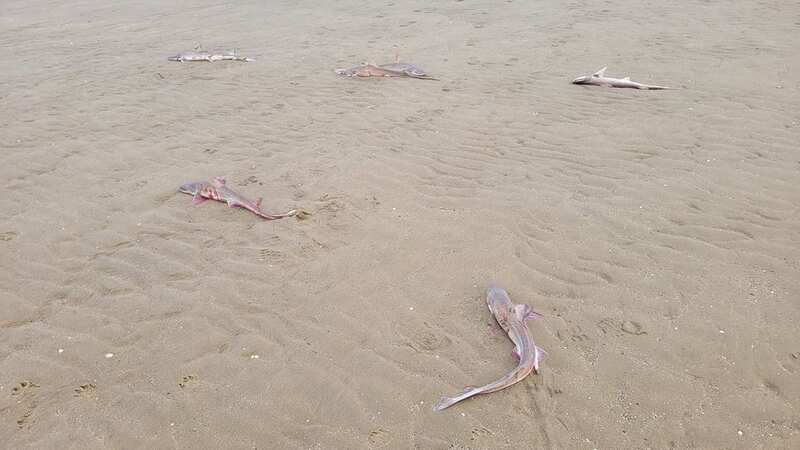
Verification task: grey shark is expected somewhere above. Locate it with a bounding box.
[572,67,673,90]
[168,50,254,62]
[335,54,436,80]
[178,177,298,220]
[433,285,544,411]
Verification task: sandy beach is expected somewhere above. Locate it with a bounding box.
[1,0,799,448]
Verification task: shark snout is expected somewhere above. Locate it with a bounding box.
[178,182,199,194]
[572,75,590,84]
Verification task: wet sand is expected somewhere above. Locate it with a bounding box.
[1,0,799,448]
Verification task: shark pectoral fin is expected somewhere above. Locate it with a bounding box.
[256,197,263,208]
[593,67,607,77]
[514,304,531,322]
[526,309,544,321]
[192,195,207,205]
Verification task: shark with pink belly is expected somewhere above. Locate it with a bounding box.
[335,55,437,80]
[178,177,301,220]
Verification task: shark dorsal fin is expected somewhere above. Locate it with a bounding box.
[622,76,630,81]
[514,303,542,322]
[212,177,227,189]
[593,67,607,77]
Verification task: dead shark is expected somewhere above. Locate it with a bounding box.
[334,63,398,78]
[572,67,672,89]
[377,61,437,80]
[335,55,436,80]
[168,50,254,62]
[433,285,544,411]
[178,177,298,220]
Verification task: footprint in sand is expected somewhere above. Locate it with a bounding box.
[470,426,493,441]
[11,381,39,395]
[395,321,451,353]
[16,410,33,428]
[258,248,286,263]
[74,383,96,396]
[367,428,392,448]
[179,375,197,388]
[778,352,799,374]
[555,325,590,343]
[597,318,646,337]
[241,175,263,187]
[0,231,17,242]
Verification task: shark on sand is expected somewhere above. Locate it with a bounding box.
[178,177,301,220]
[572,67,673,89]
[433,285,544,411]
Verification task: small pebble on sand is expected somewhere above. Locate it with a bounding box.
[105,353,114,358]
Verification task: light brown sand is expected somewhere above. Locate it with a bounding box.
[1,0,799,448]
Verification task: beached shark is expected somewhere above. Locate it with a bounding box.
[168,50,254,62]
[572,67,672,89]
[335,55,436,80]
[178,177,298,220]
[433,285,544,411]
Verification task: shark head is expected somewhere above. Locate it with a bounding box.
[572,67,607,84]
[178,181,203,196]
[486,285,515,331]
[571,74,592,85]
[335,65,361,76]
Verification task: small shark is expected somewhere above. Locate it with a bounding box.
[168,50,254,62]
[572,67,672,90]
[334,63,398,78]
[433,285,544,411]
[377,61,437,80]
[178,177,298,220]
[335,55,436,80]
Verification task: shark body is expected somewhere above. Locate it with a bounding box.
[178,177,296,220]
[433,285,544,411]
[572,67,672,89]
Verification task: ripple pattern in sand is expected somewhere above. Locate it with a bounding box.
[1,0,799,449]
